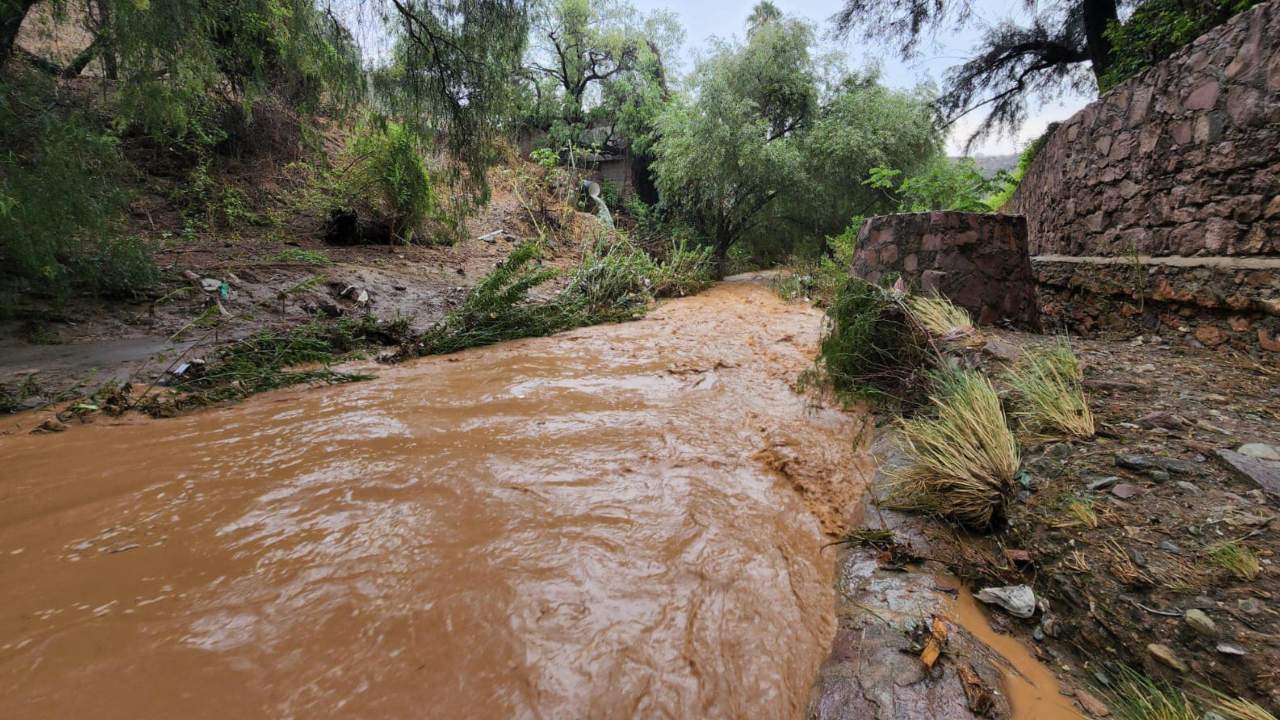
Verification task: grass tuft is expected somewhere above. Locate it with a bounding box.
[884,366,1021,528]
[652,239,715,298]
[906,294,973,337]
[805,278,932,408]
[1100,665,1197,720]
[1204,539,1261,581]
[1004,340,1095,438]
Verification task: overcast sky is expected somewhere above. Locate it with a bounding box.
[629,0,1090,156]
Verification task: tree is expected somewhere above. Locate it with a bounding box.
[522,0,679,151]
[831,0,1254,146]
[652,5,939,271]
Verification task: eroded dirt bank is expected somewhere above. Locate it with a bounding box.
[0,277,867,719]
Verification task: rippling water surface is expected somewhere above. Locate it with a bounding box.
[0,278,866,719]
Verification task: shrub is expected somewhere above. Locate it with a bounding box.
[406,242,565,356]
[884,367,1021,528]
[1004,340,1095,438]
[341,121,436,243]
[807,278,932,406]
[559,232,657,323]
[0,70,151,297]
[530,148,559,168]
[652,239,715,298]
[1100,0,1264,91]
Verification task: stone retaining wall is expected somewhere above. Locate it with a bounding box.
[1006,0,1280,353]
[852,212,1040,330]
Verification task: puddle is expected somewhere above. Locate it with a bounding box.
[0,278,868,719]
[941,577,1085,720]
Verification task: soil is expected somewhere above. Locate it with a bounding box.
[0,152,597,413]
[846,328,1280,714]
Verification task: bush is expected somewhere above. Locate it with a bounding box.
[884,367,1021,528]
[1101,0,1264,91]
[0,70,152,297]
[652,239,715,298]
[337,121,436,243]
[559,232,657,323]
[806,278,932,406]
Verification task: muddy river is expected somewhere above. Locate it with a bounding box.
[0,277,868,719]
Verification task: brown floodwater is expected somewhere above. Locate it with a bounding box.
[0,277,867,719]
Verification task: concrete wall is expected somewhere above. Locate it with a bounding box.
[1007,1,1280,352]
[853,212,1041,330]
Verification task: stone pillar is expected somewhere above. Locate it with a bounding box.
[852,212,1041,331]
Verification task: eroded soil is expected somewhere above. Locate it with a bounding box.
[0,278,868,719]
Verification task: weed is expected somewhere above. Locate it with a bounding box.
[1004,340,1095,439]
[0,375,46,414]
[1211,696,1277,720]
[884,367,1021,528]
[805,278,933,408]
[559,233,656,323]
[147,316,389,414]
[1051,498,1099,529]
[1204,539,1261,581]
[274,248,334,266]
[1099,664,1197,720]
[652,239,715,298]
[906,294,973,337]
[403,241,564,357]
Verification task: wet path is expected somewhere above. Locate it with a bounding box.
[0,277,867,719]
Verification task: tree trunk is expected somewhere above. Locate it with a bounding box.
[0,0,38,68]
[1081,0,1119,81]
[712,235,734,279]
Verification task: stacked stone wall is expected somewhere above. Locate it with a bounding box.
[1007,0,1280,353]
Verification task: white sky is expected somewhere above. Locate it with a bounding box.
[629,0,1092,155]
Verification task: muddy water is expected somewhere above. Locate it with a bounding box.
[0,277,867,719]
[944,580,1084,720]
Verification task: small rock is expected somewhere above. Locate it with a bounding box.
[981,338,1022,362]
[33,418,67,433]
[1116,453,1197,477]
[1174,481,1200,495]
[1088,476,1120,491]
[1033,626,1045,641]
[1075,688,1111,717]
[1146,643,1188,672]
[1147,469,1171,482]
[1128,549,1147,567]
[199,277,223,293]
[976,585,1037,619]
[1238,443,1280,462]
[1216,642,1247,656]
[1111,483,1145,499]
[1236,598,1262,615]
[1040,614,1061,638]
[1215,449,1280,500]
[1184,609,1216,637]
[1158,540,1182,554]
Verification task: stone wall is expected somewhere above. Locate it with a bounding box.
[852,212,1040,330]
[1007,0,1280,352]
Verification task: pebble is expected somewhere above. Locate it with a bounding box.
[1111,483,1145,499]
[1173,481,1200,494]
[1088,476,1120,491]
[1115,453,1197,477]
[1158,540,1182,554]
[1216,642,1247,656]
[1146,643,1188,672]
[1075,688,1111,717]
[1183,609,1216,637]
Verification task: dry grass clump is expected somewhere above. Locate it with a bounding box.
[906,294,973,337]
[1212,696,1278,720]
[884,367,1021,528]
[1101,665,1198,720]
[1004,339,1095,438]
[1204,539,1261,581]
[1053,498,1099,529]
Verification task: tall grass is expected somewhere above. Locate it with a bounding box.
[652,239,714,298]
[1204,539,1261,581]
[1004,340,1095,438]
[1100,665,1197,720]
[884,367,1021,528]
[906,294,973,337]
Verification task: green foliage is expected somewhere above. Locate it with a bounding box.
[806,278,932,407]
[651,239,714,298]
[1101,0,1263,90]
[986,122,1059,209]
[559,232,656,323]
[407,241,566,356]
[156,315,387,411]
[530,147,559,168]
[1098,664,1198,720]
[652,11,938,270]
[346,121,435,242]
[865,157,1002,213]
[0,70,155,297]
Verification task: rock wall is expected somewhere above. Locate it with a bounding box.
[1007,1,1280,352]
[852,212,1040,330]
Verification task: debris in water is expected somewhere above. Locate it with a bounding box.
[975,585,1037,618]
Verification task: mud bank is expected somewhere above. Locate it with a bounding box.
[0,278,867,719]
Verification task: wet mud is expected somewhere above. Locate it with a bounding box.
[0,277,866,719]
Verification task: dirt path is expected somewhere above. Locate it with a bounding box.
[0,277,869,719]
